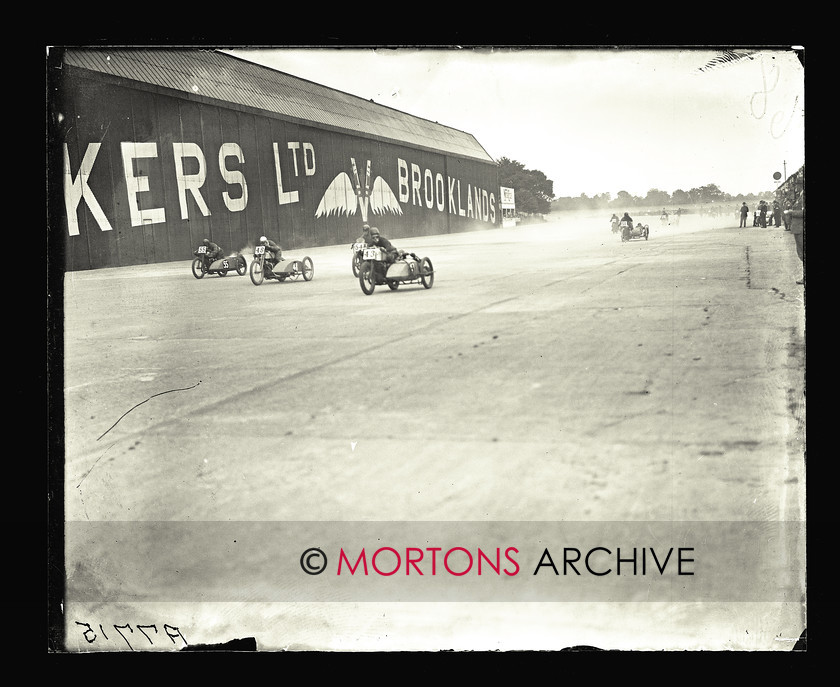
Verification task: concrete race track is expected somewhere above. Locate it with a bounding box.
[59,212,806,652]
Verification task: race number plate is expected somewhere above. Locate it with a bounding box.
[197,246,207,253]
[363,247,382,261]
[352,242,366,252]
[254,245,266,255]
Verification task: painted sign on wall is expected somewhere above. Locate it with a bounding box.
[57,75,500,270]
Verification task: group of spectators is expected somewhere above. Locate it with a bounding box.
[738,198,805,285]
[739,200,786,229]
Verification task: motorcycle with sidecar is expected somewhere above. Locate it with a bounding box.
[249,245,314,286]
[358,246,434,295]
[191,246,247,279]
[620,222,650,242]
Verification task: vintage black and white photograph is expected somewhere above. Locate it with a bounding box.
[48,45,806,652]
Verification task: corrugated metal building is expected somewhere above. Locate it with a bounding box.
[50,48,501,271]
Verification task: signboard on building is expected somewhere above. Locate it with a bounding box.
[500,186,517,227]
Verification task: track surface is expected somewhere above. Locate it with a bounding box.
[60,212,806,651]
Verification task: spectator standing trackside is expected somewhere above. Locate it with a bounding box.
[783,199,792,231]
[783,199,805,285]
[773,201,782,229]
[739,202,749,228]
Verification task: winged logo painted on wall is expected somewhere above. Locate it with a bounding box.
[315,158,403,222]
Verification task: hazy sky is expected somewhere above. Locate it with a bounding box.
[224,46,805,199]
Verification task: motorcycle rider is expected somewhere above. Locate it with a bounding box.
[351,224,372,273]
[364,227,400,277]
[618,212,634,240]
[195,238,223,262]
[258,235,283,264]
[356,224,372,244]
[366,227,398,256]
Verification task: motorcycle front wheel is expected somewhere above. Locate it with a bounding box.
[191,258,206,279]
[359,262,376,295]
[249,259,264,286]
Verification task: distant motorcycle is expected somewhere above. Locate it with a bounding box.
[621,223,650,242]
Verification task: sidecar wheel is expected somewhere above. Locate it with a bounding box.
[421,257,434,289]
[191,258,206,279]
[236,256,247,276]
[360,262,376,295]
[249,260,264,286]
[302,257,314,282]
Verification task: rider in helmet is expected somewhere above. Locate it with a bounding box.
[355,223,372,245]
[365,227,399,272]
[618,212,634,240]
[195,237,223,261]
[352,224,372,252]
[258,235,283,264]
[365,227,396,254]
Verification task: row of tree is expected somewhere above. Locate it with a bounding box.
[498,158,554,215]
[497,157,779,215]
[551,184,779,212]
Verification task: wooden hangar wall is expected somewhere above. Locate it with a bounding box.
[56,68,501,271]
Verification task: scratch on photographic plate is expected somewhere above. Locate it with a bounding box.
[96,381,202,441]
